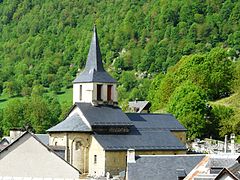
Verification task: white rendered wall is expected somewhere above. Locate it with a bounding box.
[88,137,106,177]
[73,83,94,104]
[0,134,79,178]
[73,83,117,104]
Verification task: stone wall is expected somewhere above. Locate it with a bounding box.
[105,149,186,176]
[172,131,186,144]
[49,132,91,174]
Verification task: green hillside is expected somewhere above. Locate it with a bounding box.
[0,0,239,138]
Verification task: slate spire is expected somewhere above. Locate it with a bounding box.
[73,25,116,83]
[85,25,104,72]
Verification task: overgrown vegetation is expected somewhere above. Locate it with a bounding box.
[0,0,240,139]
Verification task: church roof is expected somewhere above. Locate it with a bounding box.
[127,155,205,180]
[47,113,91,132]
[73,26,117,83]
[93,130,186,151]
[75,103,132,126]
[127,113,187,131]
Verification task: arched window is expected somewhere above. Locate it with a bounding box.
[75,141,81,150]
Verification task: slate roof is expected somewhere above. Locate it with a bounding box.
[93,130,186,151]
[76,103,132,126]
[206,157,237,168]
[228,162,240,179]
[126,113,186,131]
[47,113,91,132]
[73,26,116,83]
[127,155,205,180]
[35,134,49,145]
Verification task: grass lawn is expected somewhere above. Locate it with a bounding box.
[0,88,73,110]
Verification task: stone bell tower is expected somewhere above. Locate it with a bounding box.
[73,26,118,105]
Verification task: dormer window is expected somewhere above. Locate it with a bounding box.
[107,85,113,101]
[97,84,102,101]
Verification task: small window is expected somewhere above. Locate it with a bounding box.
[94,155,97,164]
[97,84,102,101]
[107,85,113,101]
[79,85,82,101]
[55,142,58,146]
[75,141,81,150]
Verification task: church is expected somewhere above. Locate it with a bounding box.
[47,26,187,177]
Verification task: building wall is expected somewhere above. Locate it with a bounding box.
[49,132,91,174]
[172,131,186,144]
[88,137,106,177]
[105,150,186,176]
[0,134,79,178]
[73,82,117,104]
[73,83,94,104]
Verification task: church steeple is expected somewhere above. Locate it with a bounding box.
[73,26,118,105]
[73,25,116,83]
[84,25,104,72]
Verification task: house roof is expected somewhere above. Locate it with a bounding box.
[0,131,81,175]
[128,101,151,113]
[35,134,49,145]
[127,155,205,180]
[73,26,116,83]
[215,167,240,180]
[93,130,186,151]
[75,103,132,126]
[206,156,237,168]
[228,161,240,179]
[47,113,91,132]
[126,113,187,131]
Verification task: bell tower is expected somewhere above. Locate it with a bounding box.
[73,26,118,105]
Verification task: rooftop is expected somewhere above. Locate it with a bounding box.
[94,130,186,151]
[126,113,186,131]
[47,113,91,132]
[75,103,132,126]
[73,26,116,83]
[127,155,205,180]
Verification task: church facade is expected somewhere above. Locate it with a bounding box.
[47,26,187,177]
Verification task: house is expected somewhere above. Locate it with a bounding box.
[47,25,187,177]
[126,149,205,180]
[213,156,240,180]
[126,149,240,180]
[186,154,240,180]
[0,131,80,179]
[128,100,151,113]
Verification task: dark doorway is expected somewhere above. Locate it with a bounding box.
[97,84,102,101]
[107,85,113,101]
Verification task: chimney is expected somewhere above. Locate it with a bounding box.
[9,128,25,143]
[230,133,235,154]
[127,149,136,163]
[224,135,227,153]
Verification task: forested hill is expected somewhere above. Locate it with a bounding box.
[0,0,239,139]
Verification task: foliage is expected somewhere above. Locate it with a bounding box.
[167,81,208,139]
[0,0,240,100]
[1,95,61,134]
[0,0,240,139]
[210,105,240,138]
[150,48,234,111]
